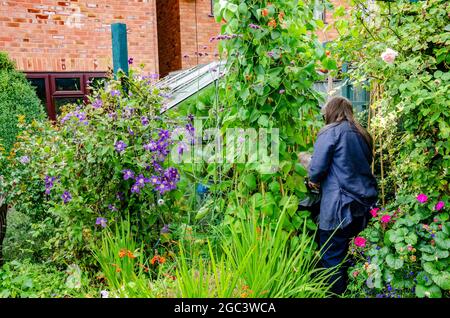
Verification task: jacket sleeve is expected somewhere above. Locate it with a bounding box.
[308,129,336,183]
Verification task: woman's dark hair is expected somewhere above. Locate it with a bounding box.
[323,96,373,149]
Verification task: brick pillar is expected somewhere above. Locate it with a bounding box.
[156,0,182,77]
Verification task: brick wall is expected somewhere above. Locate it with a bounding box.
[0,0,159,73]
[317,0,350,42]
[0,0,349,74]
[179,0,221,69]
[156,0,182,77]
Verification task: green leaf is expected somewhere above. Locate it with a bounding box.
[243,173,257,191]
[294,162,308,177]
[257,114,269,127]
[423,262,439,275]
[386,254,404,269]
[415,284,442,298]
[432,271,450,290]
[238,2,248,15]
[435,232,450,249]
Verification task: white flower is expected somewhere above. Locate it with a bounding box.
[157,199,165,206]
[381,48,398,64]
[100,290,109,298]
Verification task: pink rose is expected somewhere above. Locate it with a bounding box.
[381,215,391,223]
[370,207,380,218]
[381,48,398,64]
[434,201,445,211]
[417,194,428,203]
[354,236,366,248]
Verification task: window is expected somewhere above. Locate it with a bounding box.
[26,72,107,121]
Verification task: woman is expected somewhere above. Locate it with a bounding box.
[308,96,378,295]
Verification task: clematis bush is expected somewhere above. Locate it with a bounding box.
[347,194,450,298]
[3,68,191,267]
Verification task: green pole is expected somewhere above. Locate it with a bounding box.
[111,23,129,78]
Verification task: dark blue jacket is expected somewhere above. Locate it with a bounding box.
[309,120,377,230]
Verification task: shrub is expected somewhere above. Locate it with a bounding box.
[3,68,193,267]
[0,259,95,298]
[0,52,45,153]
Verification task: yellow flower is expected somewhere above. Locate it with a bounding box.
[17,114,26,124]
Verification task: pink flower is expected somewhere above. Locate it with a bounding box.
[381,215,391,223]
[434,201,445,211]
[381,48,398,64]
[417,194,428,203]
[370,207,380,218]
[354,236,366,248]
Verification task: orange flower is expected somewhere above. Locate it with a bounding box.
[262,8,269,17]
[151,255,166,265]
[278,12,285,21]
[268,19,277,28]
[119,248,127,258]
[115,267,122,273]
[127,250,136,259]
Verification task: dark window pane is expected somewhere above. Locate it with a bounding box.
[54,97,83,115]
[55,77,81,91]
[27,78,48,113]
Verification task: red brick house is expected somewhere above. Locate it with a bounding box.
[0,0,347,119]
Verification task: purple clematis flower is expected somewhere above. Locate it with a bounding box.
[128,57,134,65]
[92,99,103,109]
[149,175,161,186]
[141,116,149,126]
[96,217,108,228]
[115,141,127,153]
[122,169,134,180]
[143,140,157,152]
[135,174,150,188]
[131,183,141,194]
[62,191,72,204]
[110,90,121,97]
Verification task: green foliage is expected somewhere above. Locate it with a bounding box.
[210,0,335,231]
[332,0,450,299]
[347,195,450,298]
[0,260,95,298]
[334,0,450,197]
[177,199,333,298]
[2,209,56,263]
[1,68,189,267]
[0,51,45,154]
[94,220,176,298]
